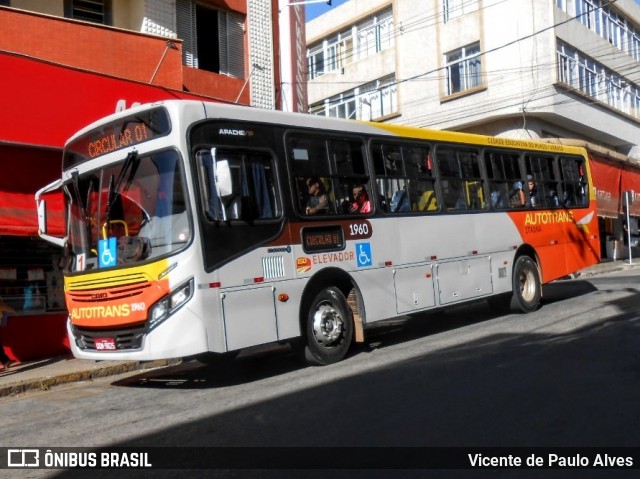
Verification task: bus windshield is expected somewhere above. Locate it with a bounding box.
[64,149,190,272]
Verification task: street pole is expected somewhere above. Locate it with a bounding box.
[625,190,633,265]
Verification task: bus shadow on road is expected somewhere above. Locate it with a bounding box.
[112,346,306,390]
[540,278,599,305]
[97,295,640,455]
[112,279,601,391]
[359,279,599,352]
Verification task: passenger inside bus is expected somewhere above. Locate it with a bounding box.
[350,184,371,213]
[305,177,330,215]
[510,180,526,207]
[526,175,538,206]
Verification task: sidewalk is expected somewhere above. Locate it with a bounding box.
[1,258,639,398]
[574,257,640,277]
[0,355,180,398]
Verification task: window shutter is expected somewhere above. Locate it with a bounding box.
[219,11,245,79]
[176,0,198,68]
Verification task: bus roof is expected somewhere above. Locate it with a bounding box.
[65,99,587,157]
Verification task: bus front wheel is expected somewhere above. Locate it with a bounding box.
[511,255,541,313]
[302,287,354,366]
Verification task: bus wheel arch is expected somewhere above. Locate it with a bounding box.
[298,268,364,365]
[511,247,542,313]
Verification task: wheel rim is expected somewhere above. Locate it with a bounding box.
[311,301,344,348]
[518,267,537,302]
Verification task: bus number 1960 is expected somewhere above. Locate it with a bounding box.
[349,222,370,238]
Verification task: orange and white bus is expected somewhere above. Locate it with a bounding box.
[36,100,600,365]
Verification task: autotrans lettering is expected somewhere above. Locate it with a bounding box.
[70,303,146,320]
[524,210,574,226]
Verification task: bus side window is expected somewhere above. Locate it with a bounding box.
[412,183,437,211]
[197,149,278,221]
[329,138,371,214]
[435,146,483,211]
[404,145,437,212]
[287,134,336,216]
[559,156,588,207]
[371,142,409,213]
[484,150,523,210]
[525,154,559,208]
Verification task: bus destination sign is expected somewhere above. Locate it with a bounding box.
[302,225,345,253]
[63,107,171,170]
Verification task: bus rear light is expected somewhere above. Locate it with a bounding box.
[254,277,264,283]
[385,261,393,267]
[431,255,437,260]
[277,294,289,302]
[425,273,432,278]
[210,282,221,288]
[472,250,478,255]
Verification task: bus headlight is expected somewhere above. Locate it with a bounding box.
[148,278,194,330]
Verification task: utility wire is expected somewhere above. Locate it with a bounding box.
[306,0,636,122]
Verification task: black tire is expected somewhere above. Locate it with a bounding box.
[511,255,541,313]
[302,287,354,366]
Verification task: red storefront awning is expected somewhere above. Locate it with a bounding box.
[620,167,640,217]
[0,145,65,236]
[0,191,64,237]
[0,51,212,236]
[0,51,208,149]
[589,154,622,218]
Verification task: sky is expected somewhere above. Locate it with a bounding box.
[305,0,640,21]
[305,0,350,22]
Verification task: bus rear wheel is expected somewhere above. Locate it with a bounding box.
[302,287,353,366]
[511,255,541,313]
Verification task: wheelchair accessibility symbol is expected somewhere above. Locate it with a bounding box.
[99,237,117,267]
[356,242,372,267]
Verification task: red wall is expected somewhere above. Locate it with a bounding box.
[0,6,249,102]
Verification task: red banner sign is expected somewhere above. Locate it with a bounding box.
[589,154,621,218]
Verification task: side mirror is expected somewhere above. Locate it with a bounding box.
[215,159,232,197]
[35,179,66,247]
[37,197,47,235]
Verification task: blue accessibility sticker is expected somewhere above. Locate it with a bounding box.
[356,242,372,267]
[99,237,117,268]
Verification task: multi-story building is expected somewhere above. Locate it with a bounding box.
[0,0,307,361]
[307,0,640,258]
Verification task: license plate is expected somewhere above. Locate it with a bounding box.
[94,338,117,351]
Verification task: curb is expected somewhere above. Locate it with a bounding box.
[0,359,181,398]
[579,262,637,278]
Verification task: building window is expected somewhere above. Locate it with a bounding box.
[309,75,397,121]
[558,0,640,63]
[176,0,245,79]
[64,0,112,25]
[307,8,393,80]
[443,0,478,23]
[355,9,394,60]
[444,43,482,96]
[308,32,352,81]
[557,41,640,119]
